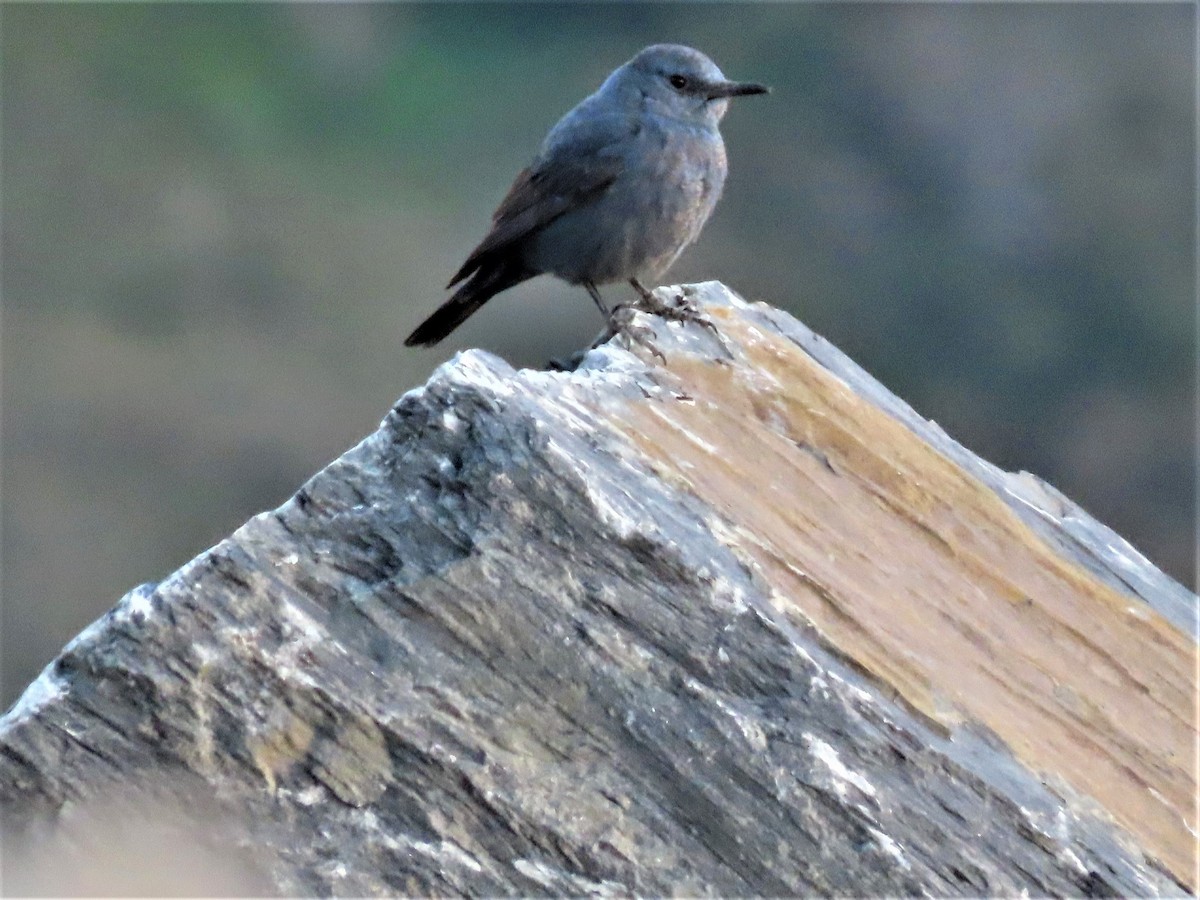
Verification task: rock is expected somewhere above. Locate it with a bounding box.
[1,282,1193,896]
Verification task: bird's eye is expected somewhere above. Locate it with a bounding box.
[668,74,688,90]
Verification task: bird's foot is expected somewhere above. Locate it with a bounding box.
[629,282,718,334]
[624,283,734,360]
[593,306,666,362]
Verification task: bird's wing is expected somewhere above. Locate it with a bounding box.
[446,117,628,288]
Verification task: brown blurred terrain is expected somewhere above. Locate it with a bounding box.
[1,4,1195,707]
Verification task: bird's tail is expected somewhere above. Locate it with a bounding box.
[404,261,530,347]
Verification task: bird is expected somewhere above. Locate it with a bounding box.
[404,44,768,347]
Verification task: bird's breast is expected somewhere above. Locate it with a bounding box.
[633,119,726,216]
[602,121,727,277]
[524,119,729,285]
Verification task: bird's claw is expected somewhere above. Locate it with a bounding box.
[628,287,735,361]
[598,286,735,364]
[597,306,666,362]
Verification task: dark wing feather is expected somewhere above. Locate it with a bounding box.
[446,149,624,289]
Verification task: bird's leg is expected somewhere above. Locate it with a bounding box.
[629,278,657,305]
[584,281,609,317]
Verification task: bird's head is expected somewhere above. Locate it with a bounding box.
[616,44,769,126]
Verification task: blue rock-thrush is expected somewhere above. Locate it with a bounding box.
[404,44,768,347]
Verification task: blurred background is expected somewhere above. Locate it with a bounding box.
[2,4,1194,708]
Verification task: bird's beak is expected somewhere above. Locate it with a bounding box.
[706,80,771,100]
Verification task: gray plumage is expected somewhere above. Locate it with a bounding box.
[405,44,768,347]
